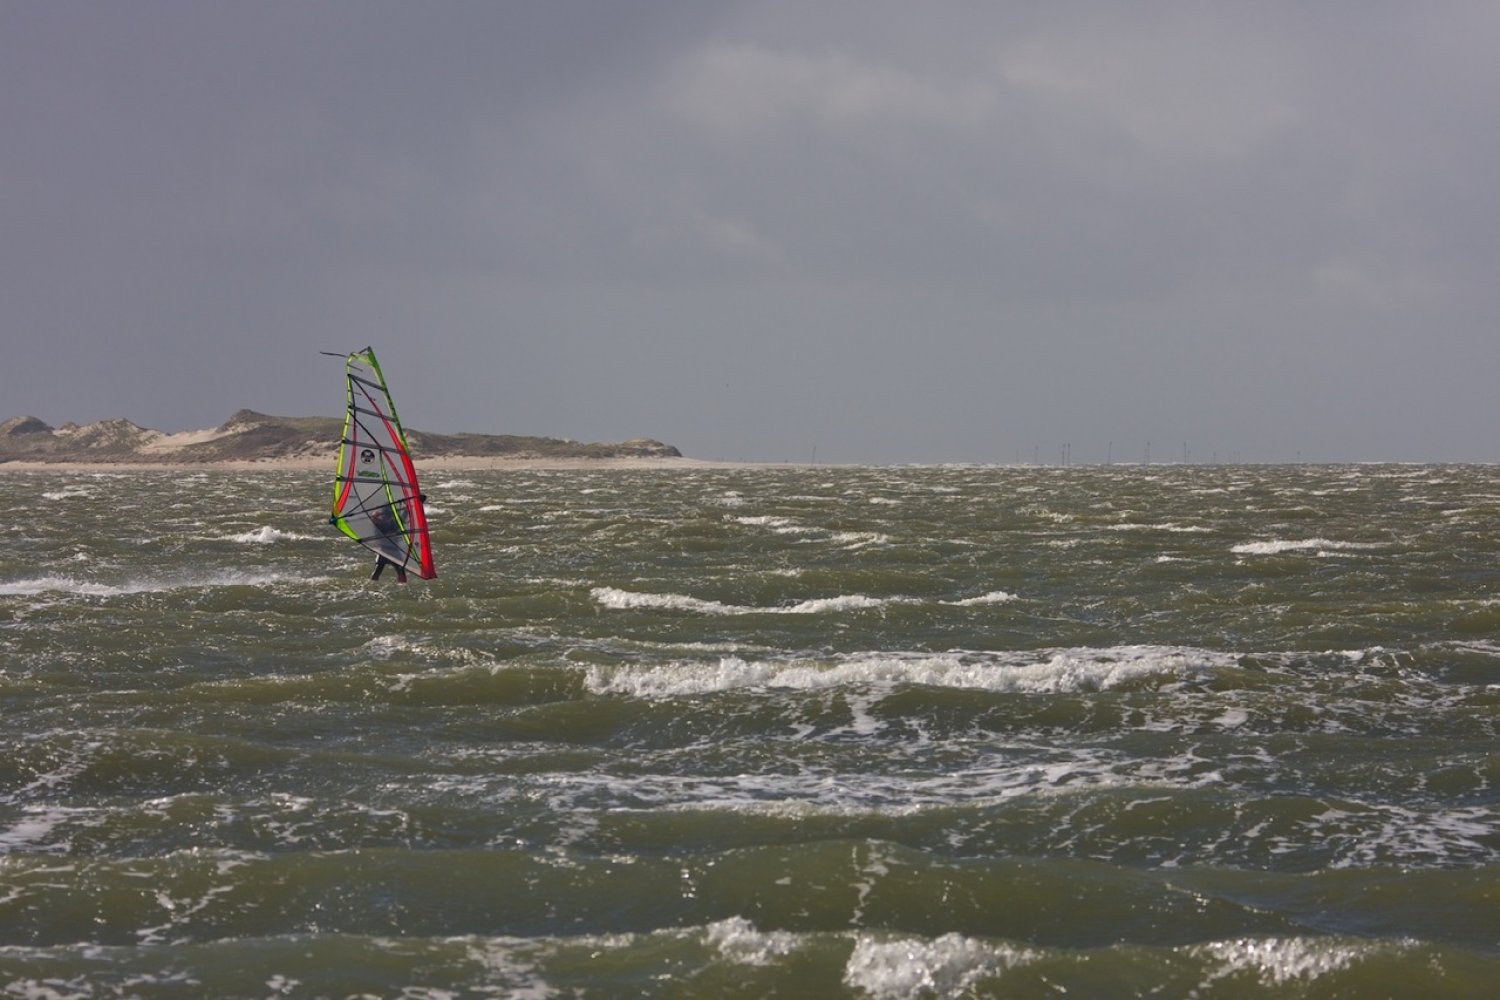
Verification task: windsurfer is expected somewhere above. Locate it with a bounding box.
[371,555,408,584]
[329,348,435,582]
[365,502,408,582]
[369,503,400,537]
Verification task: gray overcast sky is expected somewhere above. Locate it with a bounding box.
[4,1,1498,463]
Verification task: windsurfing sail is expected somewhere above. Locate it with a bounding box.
[326,347,436,582]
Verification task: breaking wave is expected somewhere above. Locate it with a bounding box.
[583,645,1230,698]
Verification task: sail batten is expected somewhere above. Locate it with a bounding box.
[328,347,436,581]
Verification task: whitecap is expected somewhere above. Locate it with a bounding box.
[1232,538,1382,555]
[1212,708,1249,729]
[590,587,891,616]
[831,530,891,548]
[460,939,556,998]
[945,591,1016,607]
[0,570,304,597]
[584,645,1231,699]
[0,576,150,597]
[0,805,93,852]
[843,932,1037,998]
[1194,937,1377,987]
[734,515,804,531]
[40,487,91,501]
[226,526,316,544]
[704,916,802,966]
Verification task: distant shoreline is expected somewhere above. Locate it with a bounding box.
[0,412,691,467]
[0,455,765,473]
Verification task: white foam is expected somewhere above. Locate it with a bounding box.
[0,805,92,852]
[704,916,802,966]
[1212,708,1249,729]
[841,691,884,737]
[460,939,556,999]
[851,845,892,924]
[40,486,92,501]
[1308,802,1497,869]
[831,530,891,548]
[734,515,800,529]
[0,576,141,597]
[843,932,1036,998]
[590,587,892,616]
[1195,937,1375,987]
[226,526,316,544]
[495,742,1225,820]
[0,570,301,597]
[583,645,1230,699]
[731,516,889,547]
[1232,538,1383,555]
[945,591,1016,607]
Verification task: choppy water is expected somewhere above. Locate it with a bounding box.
[2,464,1498,998]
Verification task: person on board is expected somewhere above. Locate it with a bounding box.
[370,554,408,584]
[366,502,409,583]
[368,502,400,537]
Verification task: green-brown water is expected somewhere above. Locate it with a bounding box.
[2,464,1498,997]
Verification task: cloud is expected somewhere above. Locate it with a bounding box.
[4,1,1500,462]
[1311,256,1441,310]
[997,13,1303,161]
[669,44,996,137]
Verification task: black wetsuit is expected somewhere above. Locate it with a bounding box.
[371,555,408,583]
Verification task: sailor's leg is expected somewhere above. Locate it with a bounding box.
[371,556,388,580]
[395,565,408,584]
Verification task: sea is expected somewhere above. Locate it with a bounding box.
[1,463,1498,998]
